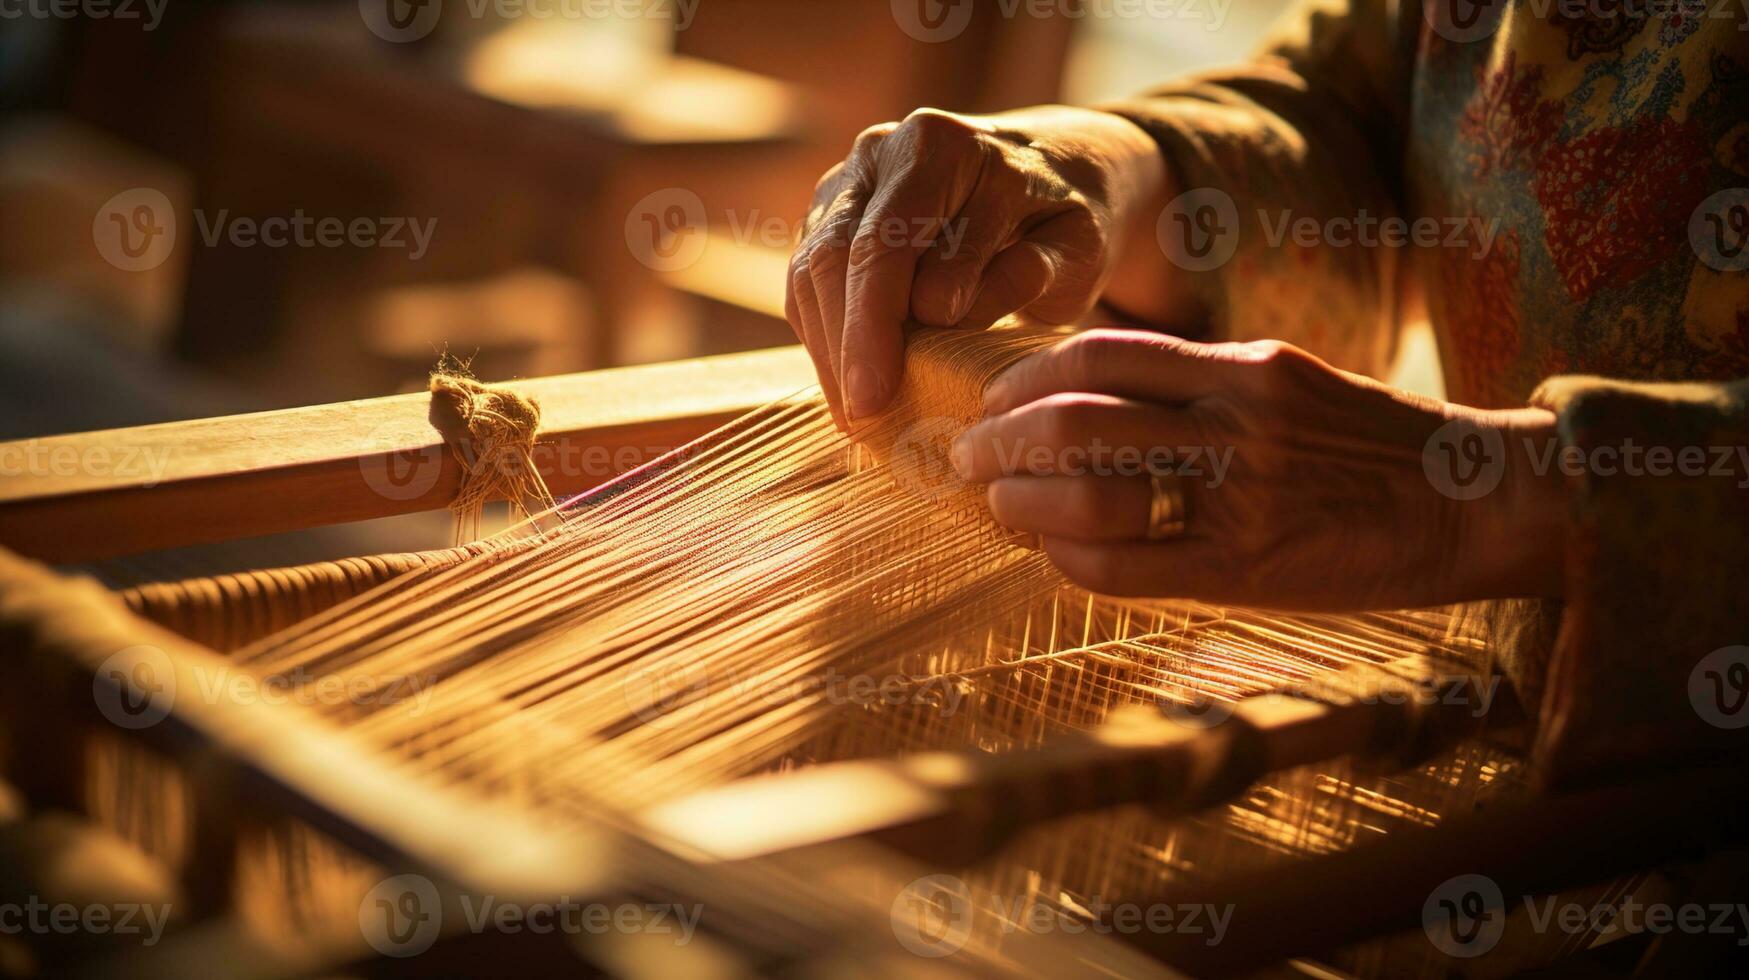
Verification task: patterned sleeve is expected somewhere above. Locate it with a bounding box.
[1519,374,1749,788]
[1099,0,1420,376]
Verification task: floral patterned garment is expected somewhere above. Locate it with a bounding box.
[1105,0,1748,786]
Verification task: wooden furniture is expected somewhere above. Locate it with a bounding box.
[0,345,812,564]
[1,348,1743,978]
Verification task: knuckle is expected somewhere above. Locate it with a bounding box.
[811,162,848,200]
[850,122,898,156]
[1059,330,1122,384]
[847,223,898,271]
[788,254,813,292]
[902,107,979,145]
[1237,340,1310,405]
[1036,401,1084,450]
[1063,479,1105,530]
[933,230,990,269]
[805,239,847,278]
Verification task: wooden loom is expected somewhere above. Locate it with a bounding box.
[0,342,1744,979]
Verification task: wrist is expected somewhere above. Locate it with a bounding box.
[1455,407,1568,599]
[1086,108,1185,326]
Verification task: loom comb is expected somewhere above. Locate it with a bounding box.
[640,674,1517,866]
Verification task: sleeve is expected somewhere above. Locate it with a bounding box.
[1518,375,1749,789]
[1098,0,1421,377]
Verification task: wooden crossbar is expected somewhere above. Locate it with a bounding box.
[0,346,814,563]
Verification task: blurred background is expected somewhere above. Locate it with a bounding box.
[0,0,1291,574]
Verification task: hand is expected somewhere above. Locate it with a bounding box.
[949,329,1567,609]
[786,106,1168,424]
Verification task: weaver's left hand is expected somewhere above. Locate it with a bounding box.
[949,329,1568,609]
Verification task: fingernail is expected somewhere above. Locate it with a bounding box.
[949,433,972,480]
[844,359,885,420]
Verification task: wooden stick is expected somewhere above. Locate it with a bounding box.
[0,547,617,906]
[1118,766,1749,977]
[0,346,814,563]
[641,677,1510,866]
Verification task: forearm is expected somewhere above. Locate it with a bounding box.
[1095,0,1417,378]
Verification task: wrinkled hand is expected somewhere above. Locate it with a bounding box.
[786,106,1166,424]
[950,330,1567,609]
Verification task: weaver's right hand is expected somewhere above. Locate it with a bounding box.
[786,106,1169,425]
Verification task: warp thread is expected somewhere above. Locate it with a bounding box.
[428,355,557,544]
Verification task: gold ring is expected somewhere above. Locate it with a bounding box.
[1146,470,1188,540]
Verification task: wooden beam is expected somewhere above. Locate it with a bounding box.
[0,346,815,564]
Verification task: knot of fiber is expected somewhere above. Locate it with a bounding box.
[428,357,557,543]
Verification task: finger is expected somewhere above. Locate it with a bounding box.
[950,393,1191,483]
[804,186,872,398]
[786,263,847,428]
[909,183,1021,327]
[1041,536,1221,598]
[958,208,1106,331]
[954,238,1054,331]
[842,149,981,419]
[986,474,1152,541]
[984,329,1244,416]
